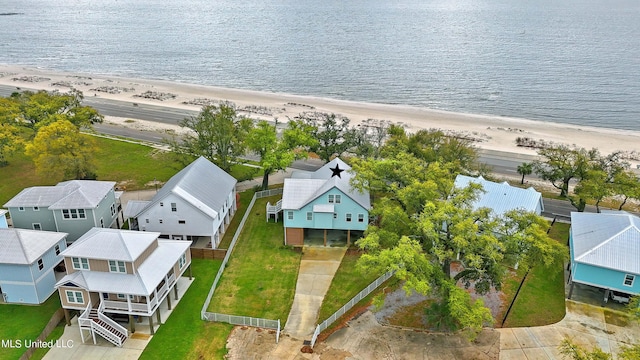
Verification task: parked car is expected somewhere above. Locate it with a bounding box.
[609,290,631,304]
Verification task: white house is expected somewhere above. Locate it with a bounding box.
[124,157,237,248]
[454,175,544,216]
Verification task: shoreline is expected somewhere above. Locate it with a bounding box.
[2,64,639,167]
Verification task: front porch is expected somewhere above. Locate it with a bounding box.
[98,271,179,316]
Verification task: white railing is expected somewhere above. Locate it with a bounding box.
[98,301,129,341]
[91,319,124,347]
[78,302,92,329]
[202,313,280,343]
[256,188,283,198]
[168,272,176,286]
[310,270,394,347]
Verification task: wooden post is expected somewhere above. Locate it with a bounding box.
[347,230,351,247]
[174,284,179,300]
[189,265,193,280]
[149,313,155,335]
[167,294,172,310]
[568,281,575,299]
[603,289,610,306]
[157,309,162,324]
[324,229,327,247]
[129,315,136,333]
[64,309,71,326]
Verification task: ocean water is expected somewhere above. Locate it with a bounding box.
[1,0,639,130]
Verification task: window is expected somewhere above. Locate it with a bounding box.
[55,244,61,255]
[171,203,177,212]
[110,203,116,216]
[333,213,337,219]
[18,207,25,211]
[179,253,187,268]
[100,218,104,228]
[117,293,126,299]
[159,219,163,224]
[346,213,352,222]
[71,257,90,270]
[62,209,86,219]
[328,194,335,203]
[33,206,39,211]
[38,258,44,271]
[178,220,186,224]
[32,223,42,231]
[109,260,126,273]
[145,218,150,224]
[66,290,84,304]
[160,202,164,207]
[335,195,341,204]
[287,211,293,220]
[307,212,313,221]
[624,274,635,286]
[358,214,365,223]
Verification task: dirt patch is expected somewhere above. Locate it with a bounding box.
[604,309,631,327]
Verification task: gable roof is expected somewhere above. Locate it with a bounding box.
[454,175,543,216]
[133,157,237,220]
[571,211,640,274]
[61,228,159,262]
[3,180,115,209]
[0,229,67,265]
[282,158,370,210]
[56,239,190,295]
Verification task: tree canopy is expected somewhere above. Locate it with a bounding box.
[12,89,103,129]
[296,112,355,162]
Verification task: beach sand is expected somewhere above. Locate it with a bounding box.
[1,64,639,166]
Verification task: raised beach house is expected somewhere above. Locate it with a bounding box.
[55,228,192,346]
[568,211,640,303]
[3,180,120,243]
[280,158,370,246]
[0,228,67,304]
[454,175,544,216]
[124,156,237,249]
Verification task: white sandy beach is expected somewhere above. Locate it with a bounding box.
[1,64,639,166]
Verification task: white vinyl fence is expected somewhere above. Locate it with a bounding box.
[310,270,394,347]
[201,188,284,342]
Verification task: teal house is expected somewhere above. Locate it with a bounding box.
[281,158,370,246]
[568,211,640,303]
[0,228,67,304]
[4,180,120,243]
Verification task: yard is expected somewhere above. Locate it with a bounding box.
[0,295,61,360]
[207,195,301,323]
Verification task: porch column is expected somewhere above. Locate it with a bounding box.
[347,230,351,247]
[603,289,610,306]
[64,309,71,326]
[174,284,179,300]
[127,295,132,312]
[129,315,136,333]
[567,281,575,299]
[149,313,155,335]
[157,309,162,324]
[189,264,193,280]
[324,229,327,247]
[167,294,172,310]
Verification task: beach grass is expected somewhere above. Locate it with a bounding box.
[139,258,234,360]
[207,195,301,323]
[0,295,61,360]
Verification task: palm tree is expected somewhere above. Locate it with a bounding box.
[517,162,533,184]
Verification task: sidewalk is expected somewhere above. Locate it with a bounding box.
[283,246,346,339]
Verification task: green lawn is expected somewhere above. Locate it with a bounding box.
[217,189,256,249]
[140,258,234,360]
[207,195,301,322]
[0,295,61,360]
[317,253,383,322]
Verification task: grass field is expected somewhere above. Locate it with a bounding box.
[0,295,61,360]
[217,189,256,249]
[140,258,234,360]
[207,195,301,323]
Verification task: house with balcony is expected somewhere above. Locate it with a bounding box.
[124,156,237,249]
[3,180,120,243]
[0,228,67,304]
[280,158,370,246]
[54,227,192,347]
[454,175,544,216]
[568,211,640,304]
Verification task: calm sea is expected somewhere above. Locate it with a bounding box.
[1,0,639,130]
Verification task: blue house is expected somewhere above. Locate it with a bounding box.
[568,211,640,302]
[454,175,544,216]
[0,209,8,228]
[0,228,67,304]
[281,158,370,246]
[4,180,120,243]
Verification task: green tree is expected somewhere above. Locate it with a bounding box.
[13,89,103,129]
[246,120,316,190]
[168,104,253,172]
[559,338,640,360]
[350,118,391,159]
[297,112,353,162]
[517,162,533,184]
[613,170,640,210]
[533,145,598,197]
[0,97,23,166]
[25,119,98,181]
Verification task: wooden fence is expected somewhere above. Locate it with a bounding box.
[19,307,65,360]
[190,248,227,260]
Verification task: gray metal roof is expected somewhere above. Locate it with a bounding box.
[571,211,640,274]
[55,239,191,295]
[123,200,150,218]
[0,229,67,265]
[61,228,160,262]
[134,157,236,220]
[282,158,370,210]
[454,175,543,216]
[3,180,115,209]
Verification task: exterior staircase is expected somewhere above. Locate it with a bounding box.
[266,199,283,222]
[79,302,129,347]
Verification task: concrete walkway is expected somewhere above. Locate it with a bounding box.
[43,276,194,360]
[499,300,640,359]
[283,246,347,339]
